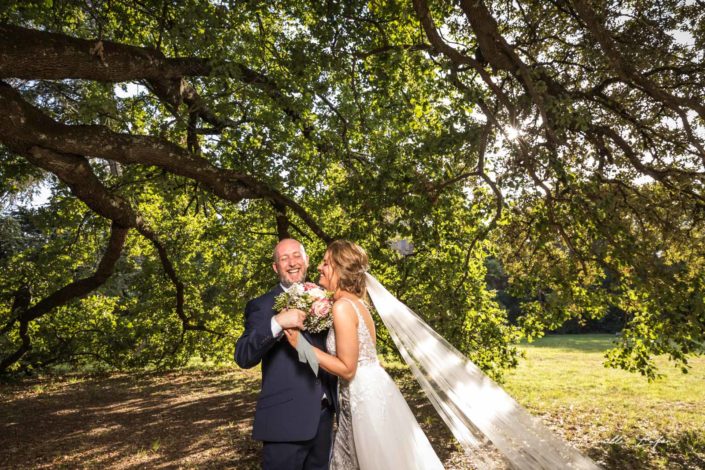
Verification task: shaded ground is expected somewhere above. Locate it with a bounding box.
[1,366,481,469]
[0,366,501,469]
[0,369,263,469]
[1,336,703,469]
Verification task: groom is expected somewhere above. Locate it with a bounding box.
[235,238,337,470]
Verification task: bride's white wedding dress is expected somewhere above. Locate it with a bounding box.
[326,297,443,470]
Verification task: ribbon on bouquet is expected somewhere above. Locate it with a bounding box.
[295,334,319,376]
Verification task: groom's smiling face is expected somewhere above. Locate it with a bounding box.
[272,239,309,287]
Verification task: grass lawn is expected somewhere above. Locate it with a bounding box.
[502,334,705,469]
[0,334,702,469]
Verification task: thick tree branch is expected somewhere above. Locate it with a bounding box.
[570,1,705,121]
[0,24,361,192]
[0,143,226,372]
[0,24,211,81]
[0,284,30,335]
[412,0,515,117]
[454,122,503,293]
[456,0,563,156]
[417,0,704,200]
[22,147,141,226]
[0,24,311,139]
[272,201,291,241]
[0,222,127,373]
[24,223,128,324]
[0,81,332,241]
[24,146,226,331]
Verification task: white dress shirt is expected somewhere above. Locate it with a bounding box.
[270,283,290,337]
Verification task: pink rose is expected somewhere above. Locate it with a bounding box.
[303,282,319,291]
[311,300,332,318]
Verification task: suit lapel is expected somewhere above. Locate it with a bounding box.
[270,284,285,297]
[267,284,285,315]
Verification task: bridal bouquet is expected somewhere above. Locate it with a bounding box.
[273,282,332,376]
[273,282,334,333]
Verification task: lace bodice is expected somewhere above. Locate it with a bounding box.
[326,298,378,368]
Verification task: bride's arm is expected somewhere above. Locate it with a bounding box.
[284,302,359,381]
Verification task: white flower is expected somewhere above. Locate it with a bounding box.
[290,283,305,296]
[306,287,326,299]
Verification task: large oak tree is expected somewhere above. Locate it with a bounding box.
[1,0,703,379]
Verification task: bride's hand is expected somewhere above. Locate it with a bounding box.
[283,328,300,348]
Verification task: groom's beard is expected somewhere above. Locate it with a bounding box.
[279,268,308,287]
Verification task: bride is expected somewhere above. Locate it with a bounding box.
[283,239,444,469]
[285,240,599,470]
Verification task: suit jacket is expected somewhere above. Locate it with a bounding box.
[235,284,338,442]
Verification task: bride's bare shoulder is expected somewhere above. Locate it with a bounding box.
[332,299,358,322]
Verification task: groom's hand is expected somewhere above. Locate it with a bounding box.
[274,308,306,330]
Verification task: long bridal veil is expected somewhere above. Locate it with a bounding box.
[365,273,600,470]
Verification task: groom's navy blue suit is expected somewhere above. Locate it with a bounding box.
[235,284,337,470]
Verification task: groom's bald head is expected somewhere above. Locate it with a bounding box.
[273,239,308,262]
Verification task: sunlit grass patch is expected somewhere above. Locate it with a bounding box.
[504,334,705,469]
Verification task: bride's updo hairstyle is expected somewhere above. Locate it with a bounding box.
[327,240,369,297]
